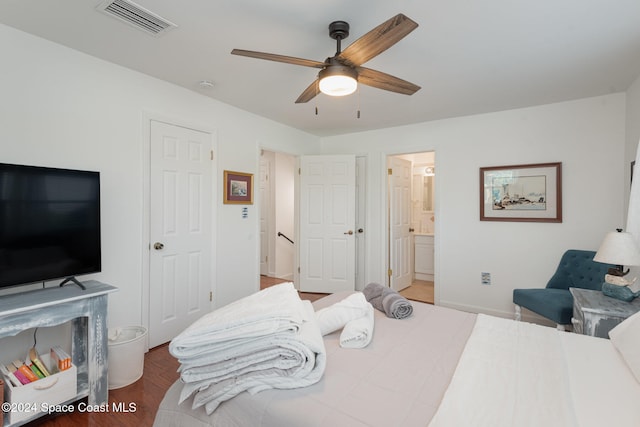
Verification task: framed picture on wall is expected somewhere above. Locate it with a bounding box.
[223,170,253,204]
[480,162,562,222]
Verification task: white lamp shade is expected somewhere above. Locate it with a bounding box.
[319,75,357,96]
[594,231,640,266]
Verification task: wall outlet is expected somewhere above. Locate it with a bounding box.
[481,272,491,285]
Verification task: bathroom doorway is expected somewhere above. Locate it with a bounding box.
[387,151,435,304]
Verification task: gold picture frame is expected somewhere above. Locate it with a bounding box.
[223,170,253,205]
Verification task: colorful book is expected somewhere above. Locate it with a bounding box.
[29,347,51,377]
[6,364,30,385]
[0,364,23,387]
[27,361,44,379]
[50,346,71,371]
[12,360,38,382]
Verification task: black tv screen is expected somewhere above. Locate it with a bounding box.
[0,163,101,289]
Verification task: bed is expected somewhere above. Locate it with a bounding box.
[154,291,640,427]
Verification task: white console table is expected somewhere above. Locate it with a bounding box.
[0,280,117,425]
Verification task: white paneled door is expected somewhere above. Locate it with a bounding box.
[389,156,412,291]
[299,155,356,293]
[149,120,213,347]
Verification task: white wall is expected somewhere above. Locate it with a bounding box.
[0,24,320,359]
[321,94,626,320]
[623,73,640,281]
[626,74,640,212]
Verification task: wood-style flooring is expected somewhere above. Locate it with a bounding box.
[399,280,435,304]
[29,276,427,427]
[259,275,327,302]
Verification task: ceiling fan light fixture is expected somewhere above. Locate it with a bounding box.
[318,65,357,97]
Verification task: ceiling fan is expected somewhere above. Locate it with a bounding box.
[231,13,421,103]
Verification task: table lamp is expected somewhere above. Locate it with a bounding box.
[594,229,640,301]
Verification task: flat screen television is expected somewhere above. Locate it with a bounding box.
[0,163,101,289]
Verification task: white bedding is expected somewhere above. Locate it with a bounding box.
[429,314,640,427]
[564,330,640,427]
[154,293,640,427]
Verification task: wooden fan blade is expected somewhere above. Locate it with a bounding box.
[295,80,319,103]
[337,14,418,67]
[231,49,326,68]
[356,67,421,95]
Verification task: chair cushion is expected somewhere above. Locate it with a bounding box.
[546,249,610,291]
[513,288,573,325]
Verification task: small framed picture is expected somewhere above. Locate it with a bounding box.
[480,162,562,222]
[223,170,253,204]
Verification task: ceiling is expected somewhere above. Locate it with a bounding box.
[2,0,640,137]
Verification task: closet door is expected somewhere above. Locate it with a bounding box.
[149,120,213,347]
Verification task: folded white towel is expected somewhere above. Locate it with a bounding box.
[340,302,374,349]
[315,292,370,335]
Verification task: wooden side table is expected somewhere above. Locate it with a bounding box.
[570,287,640,338]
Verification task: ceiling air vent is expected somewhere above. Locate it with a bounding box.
[97,0,177,36]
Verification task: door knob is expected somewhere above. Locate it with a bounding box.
[344,230,354,235]
[153,242,164,250]
[409,228,415,232]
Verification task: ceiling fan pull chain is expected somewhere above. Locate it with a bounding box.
[357,86,361,119]
[315,80,319,116]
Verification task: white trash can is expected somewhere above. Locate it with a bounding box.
[108,326,147,390]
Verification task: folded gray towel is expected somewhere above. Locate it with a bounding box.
[363,282,413,319]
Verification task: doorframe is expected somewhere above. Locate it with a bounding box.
[383,149,438,301]
[255,148,370,292]
[141,111,218,351]
[259,151,275,277]
[256,146,300,288]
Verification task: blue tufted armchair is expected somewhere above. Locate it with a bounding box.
[513,249,614,329]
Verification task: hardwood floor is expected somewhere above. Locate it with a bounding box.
[399,280,435,304]
[260,275,328,302]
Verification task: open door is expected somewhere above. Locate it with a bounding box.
[388,156,412,291]
[299,155,356,293]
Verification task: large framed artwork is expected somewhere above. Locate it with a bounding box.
[480,162,562,222]
[223,170,253,204]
